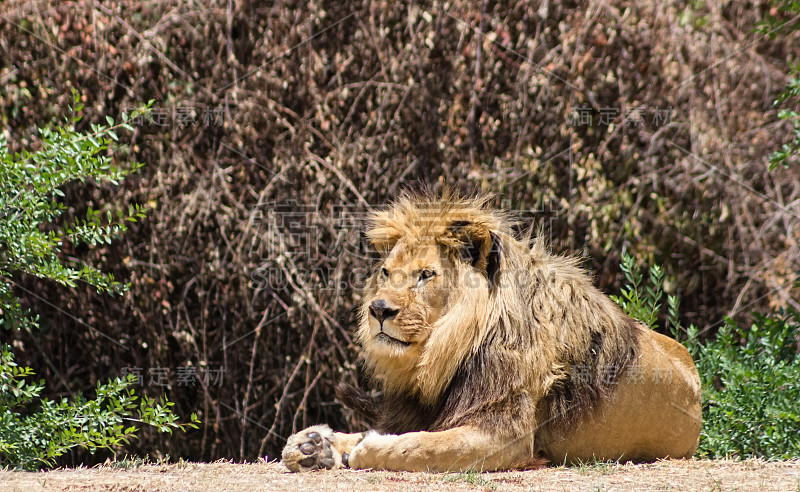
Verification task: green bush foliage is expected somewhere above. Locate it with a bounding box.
[614,254,800,459]
[0,97,198,470]
[610,254,673,332]
[0,349,193,470]
[693,310,800,459]
[0,94,146,329]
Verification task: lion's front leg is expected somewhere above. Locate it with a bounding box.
[348,425,538,472]
[281,425,365,472]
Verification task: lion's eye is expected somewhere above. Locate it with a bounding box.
[380,267,390,279]
[419,269,436,281]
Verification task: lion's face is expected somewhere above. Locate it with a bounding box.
[363,239,456,357]
[358,195,504,399]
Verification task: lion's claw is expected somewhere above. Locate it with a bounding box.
[282,425,342,472]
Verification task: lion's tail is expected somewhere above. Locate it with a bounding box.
[335,382,379,423]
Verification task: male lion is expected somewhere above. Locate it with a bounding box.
[282,193,701,472]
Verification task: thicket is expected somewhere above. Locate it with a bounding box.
[1,0,798,464]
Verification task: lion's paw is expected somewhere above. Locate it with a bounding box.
[281,425,342,472]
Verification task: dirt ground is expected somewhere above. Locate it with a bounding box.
[1,459,798,491]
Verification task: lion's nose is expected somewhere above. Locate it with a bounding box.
[369,299,399,323]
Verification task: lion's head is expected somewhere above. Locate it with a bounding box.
[358,193,513,403]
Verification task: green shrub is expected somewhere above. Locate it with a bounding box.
[0,95,198,470]
[691,311,800,459]
[0,349,194,470]
[610,253,676,333]
[614,254,800,459]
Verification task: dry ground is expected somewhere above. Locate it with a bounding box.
[1,459,799,491]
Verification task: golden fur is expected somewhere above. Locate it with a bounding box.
[282,192,702,472]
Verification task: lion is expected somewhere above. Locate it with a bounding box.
[282,192,701,472]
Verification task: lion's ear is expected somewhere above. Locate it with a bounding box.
[447,220,503,284]
[366,210,403,255]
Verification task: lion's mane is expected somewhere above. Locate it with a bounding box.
[344,192,639,438]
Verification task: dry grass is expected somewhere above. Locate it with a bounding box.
[1,460,799,492]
